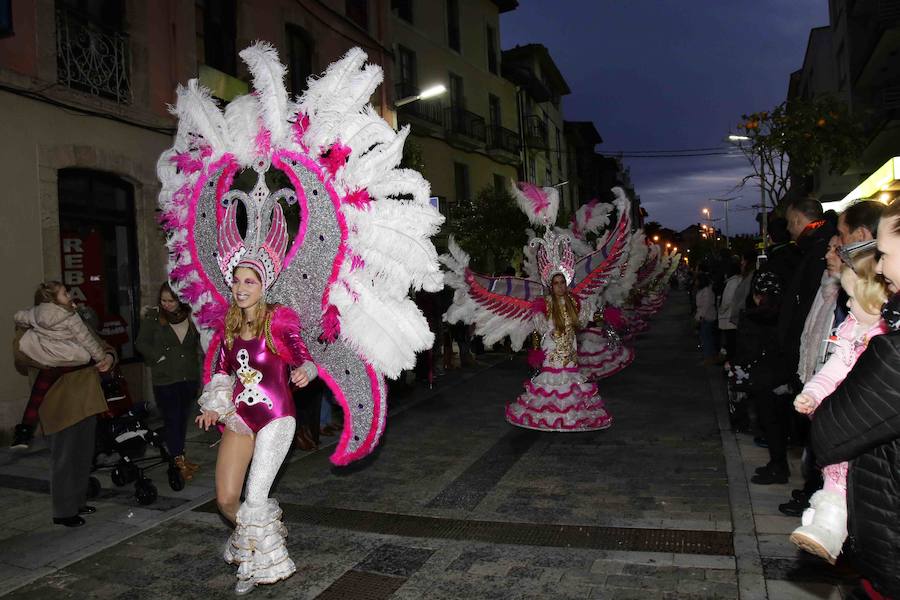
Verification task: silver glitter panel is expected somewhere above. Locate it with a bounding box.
[196,166,231,302]
[269,158,383,462]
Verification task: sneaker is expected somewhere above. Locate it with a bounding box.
[10,424,34,450]
[101,377,126,402]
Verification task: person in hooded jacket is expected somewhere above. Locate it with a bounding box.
[810,201,900,599]
[752,197,836,484]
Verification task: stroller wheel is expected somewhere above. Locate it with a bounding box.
[87,476,101,499]
[111,462,139,487]
[167,464,185,492]
[134,478,158,505]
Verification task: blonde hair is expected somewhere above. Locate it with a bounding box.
[841,255,888,316]
[547,291,579,334]
[34,281,69,308]
[224,267,269,349]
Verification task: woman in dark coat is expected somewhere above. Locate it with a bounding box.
[135,283,203,481]
[810,204,900,599]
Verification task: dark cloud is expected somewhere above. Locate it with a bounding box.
[501,0,828,233]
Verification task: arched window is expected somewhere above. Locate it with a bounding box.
[58,169,140,360]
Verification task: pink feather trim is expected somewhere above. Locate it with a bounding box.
[195,302,227,329]
[530,297,547,316]
[321,142,352,176]
[603,305,625,329]
[321,304,341,343]
[527,348,546,369]
[254,126,271,157]
[269,305,314,365]
[344,188,371,208]
[292,114,310,145]
[518,182,549,215]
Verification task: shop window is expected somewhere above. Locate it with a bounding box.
[58,169,140,360]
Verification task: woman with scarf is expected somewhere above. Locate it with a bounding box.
[136,282,203,481]
[810,202,900,599]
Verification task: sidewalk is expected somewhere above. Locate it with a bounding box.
[0,292,861,599]
[705,343,858,599]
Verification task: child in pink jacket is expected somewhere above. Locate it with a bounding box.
[790,257,888,563]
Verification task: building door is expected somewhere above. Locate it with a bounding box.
[58,169,140,360]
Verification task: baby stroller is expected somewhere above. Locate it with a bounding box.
[725,362,752,433]
[89,372,184,505]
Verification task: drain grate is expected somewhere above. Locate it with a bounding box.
[315,570,406,600]
[196,501,733,555]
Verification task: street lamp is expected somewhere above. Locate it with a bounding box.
[396,84,447,107]
[711,196,738,250]
[653,235,660,242]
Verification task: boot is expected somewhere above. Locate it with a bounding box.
[182,455,200,473]
[10,424,34,450]
[789,490,847,564]
[174,456,194,481]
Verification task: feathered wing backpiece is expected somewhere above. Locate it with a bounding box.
[442,183,632,349]
[157,43,443,465]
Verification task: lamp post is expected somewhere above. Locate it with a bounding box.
[727,134,767,252]
[396,84,447,107]
[710,196,738,249]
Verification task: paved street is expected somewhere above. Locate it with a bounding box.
[0,292,856,599]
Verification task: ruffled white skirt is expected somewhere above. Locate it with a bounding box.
[577,327,635,380]
[224,498,296,585]
[506,366,613,432]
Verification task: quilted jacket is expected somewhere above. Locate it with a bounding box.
[810,331,900,597]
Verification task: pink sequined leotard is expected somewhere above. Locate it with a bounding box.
[215,335,296,433]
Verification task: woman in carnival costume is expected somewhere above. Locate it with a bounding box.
[507,237,613,430]
[443,183,633,432]
[157,44,443,594]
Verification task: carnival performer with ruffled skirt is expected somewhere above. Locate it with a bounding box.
[157,43,443,595]
[443,182,632,432]
[506,268,613,431]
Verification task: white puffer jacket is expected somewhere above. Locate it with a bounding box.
[14,303,107,367]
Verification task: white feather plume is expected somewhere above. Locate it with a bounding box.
[239,42,290,145]
[172,79,230,155]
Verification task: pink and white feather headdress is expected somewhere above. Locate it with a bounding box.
[508,180,573,286]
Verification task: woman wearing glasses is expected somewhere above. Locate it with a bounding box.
[811,200,900,599]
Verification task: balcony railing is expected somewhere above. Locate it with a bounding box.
[446,107,486,142]
[488,125,520,154]
[523,114,549,149]
[400,99,445,126]
[56,6,131,103]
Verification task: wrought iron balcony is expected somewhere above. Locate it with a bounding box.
[523,114,548,150]
[446,107,487,142]
[487,125,520,154]
[56,5,131,103]
[396,83,445,126]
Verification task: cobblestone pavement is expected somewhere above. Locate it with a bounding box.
[0,292,857,599]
